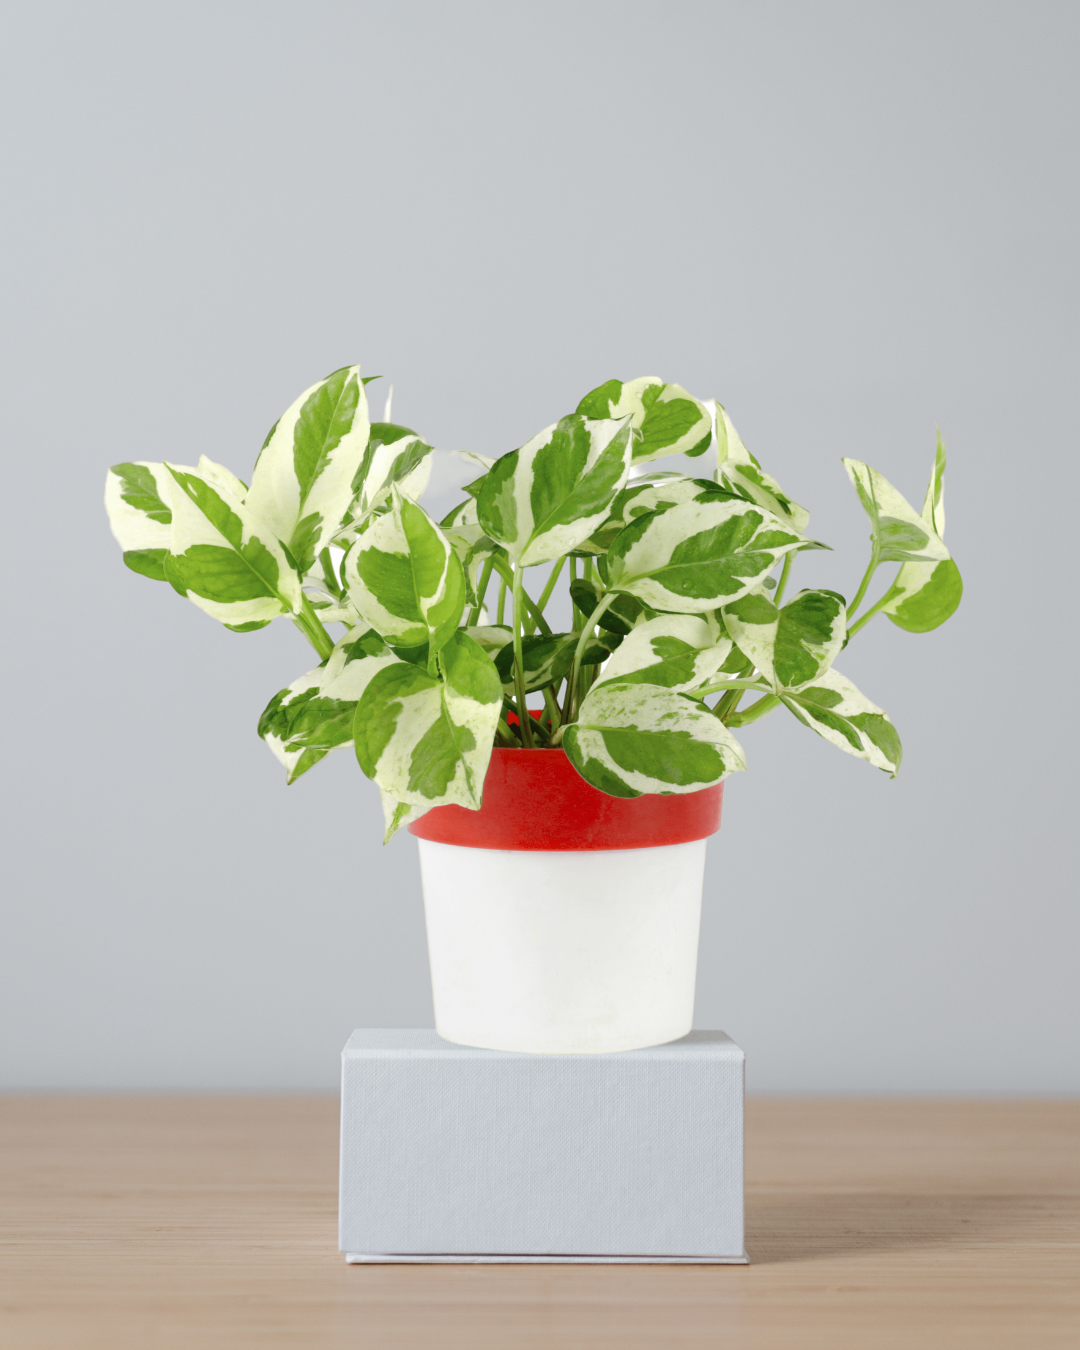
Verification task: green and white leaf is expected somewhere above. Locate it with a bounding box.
[246,365,370,575]
[440,497,498,575]
[593,614,733,695]
[257,627,396,783]
[880,433,963,633]
[577,377,712,463]
[378,791,427,844]
[782,668,902,776]
[492,632,615,694]
[843,457,950,567]
[579,473,736,554]
[465,625,513,659]
[349,423,434,524]
[722,587,846,691]
[715,406,810,532]
[343,488,466,653]
[477,414,633,566]
[163,462,303,630]
[196,455,248,502]
[606,497,805,613]
[105,460,173,581]
[564,683,746,798]
[353,630,502,824]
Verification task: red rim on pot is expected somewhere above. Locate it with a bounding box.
[408,748,724,851]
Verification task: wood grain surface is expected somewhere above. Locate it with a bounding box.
[1,1094,1077,1349]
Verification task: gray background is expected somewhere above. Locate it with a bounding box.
[1,1,1076,1092]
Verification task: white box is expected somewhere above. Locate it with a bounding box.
[339,1029,746,1263]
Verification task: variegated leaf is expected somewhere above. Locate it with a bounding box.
[715,406,810,532]
[569,578,648,635]
[578,473,737,554]
[843,457,950,567]
[477,414,633,566]
[343,488,466,654]
[350,422,435,523]
[379,791,427,844]
[492,632,616,694]
[606,497,805,613]
[722,587,846,691]
[465,625,513,658]
[105,461,173,581]
[564,683,746,798]
[257,627,397,783]
[782,668,902,775]
[246,365,370,575]
[196,455,249,501]
[881,433,963,632]
[440,497,499,589]
[163,462,303,631]
[577,377,712,463]
[353,629,502,827]
[593,614,733,695]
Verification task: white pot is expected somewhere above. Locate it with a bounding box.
[418,838,707,1055]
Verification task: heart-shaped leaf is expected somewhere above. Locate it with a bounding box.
[343,488,466,654]
[477,414,633,566]
[606,497,805,613]
[246,365,371,575]
[564,682,746,798]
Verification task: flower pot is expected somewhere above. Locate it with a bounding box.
[409,749,724,1055]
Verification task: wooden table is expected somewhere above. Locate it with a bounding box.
[1,1096,1077,1348]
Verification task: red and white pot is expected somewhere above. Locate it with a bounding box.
[409,749,723,1055]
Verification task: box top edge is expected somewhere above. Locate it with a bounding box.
[342,1029,743,1060]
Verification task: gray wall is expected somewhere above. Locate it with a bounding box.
[2,1,1076,1092]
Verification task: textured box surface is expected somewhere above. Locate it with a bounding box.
[340,1029,745,1262]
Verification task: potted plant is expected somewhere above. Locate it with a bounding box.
[105,366,962,1054]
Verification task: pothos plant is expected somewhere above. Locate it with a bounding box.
[105,366,962,840]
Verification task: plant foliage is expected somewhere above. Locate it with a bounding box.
[106,366,963,839]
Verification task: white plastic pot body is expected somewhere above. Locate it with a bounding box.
[418,837,707,1055]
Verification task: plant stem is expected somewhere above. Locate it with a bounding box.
[496,576,507,625]
[695,676,774,699]
[495,718,518,746]
[490,557,551,634]
[727,693,781,728]
[564,590,617,724]
[713,688,743,723]
[846,585,898,638]
[542,685,562,731]
[534,557,566,619]
[847,550,880,619]
[773,554,793,607]
[467,557,495,626]
[294,593,336,661]
[511,564,534,748]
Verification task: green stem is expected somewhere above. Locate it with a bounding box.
[534,557,566,620]
[490,557,551,635]
[467,557,495,626]
[728,693,781,728]
[564,590,617,724]
[847,550,880,619]
[713,688,743,723]
[542,685,562,732]
[696,677,774,700]
[847,586,897,638]
[294,593,335,661]
[773,554,793,607]
[496,576,507,625]
[511,565,535,749]
[495,718,519,746]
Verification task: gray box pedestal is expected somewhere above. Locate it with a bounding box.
[339,1029,746,1264]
